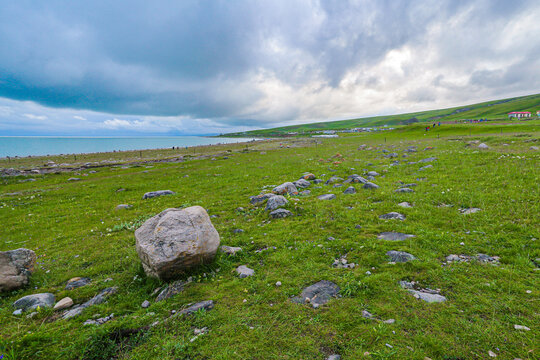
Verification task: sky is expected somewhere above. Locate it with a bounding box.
[1,0,539,136]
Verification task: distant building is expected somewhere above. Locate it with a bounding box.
[508,111,531,118]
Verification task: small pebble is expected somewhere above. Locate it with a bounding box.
[276,281,282,287]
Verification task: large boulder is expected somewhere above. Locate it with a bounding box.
[135,206,220,280]
[272,182,298,195]
[265,195,288,211]
[13,293,55,311]
[0,248,36,292]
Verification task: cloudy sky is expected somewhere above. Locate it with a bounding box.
[1,0,539,136]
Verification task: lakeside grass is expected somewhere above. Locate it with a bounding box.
[0,121,538,359]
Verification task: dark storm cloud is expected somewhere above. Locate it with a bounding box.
[0,0,539,134]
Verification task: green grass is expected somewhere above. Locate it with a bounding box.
[0,121,538,359]
[224,93,540,137]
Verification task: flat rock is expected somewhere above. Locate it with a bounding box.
[270,208,292,218]
[367,171,380,176]
[395,188,414,193]
[291,280,340,307]
[379,212,406,220]
[445,254,499,264]
[293,179,311,188]
[249,193,276,205]
[115,204,132,210]
[378,232,415,241]
[54,297,73,310]
[141,300,150,308]
[68,178,81,181]
[408,290,447,303]
[156,280,186,302]
[236,265,254,278]
[418,165,433,171]
[318,194,336,200]
[478,143,489,149]
[325,176,343,185]
[84,313,114,326]
[299,190,311,196]
[221,246,242,255]
[343,186,356,194]
[135,206,220,280]
[387,250,416,262]
[65,277,91,290]
[0,248,36,292]
[418,157,437,163]
[177,300,214,316]
[362,182,379,189]
[300,173,316,180]
[398,202,413,208]
[62,287,118,319]
[459,207,481,214]
[514,324,530,331]
[142,190,175,199]
[265,195,288,211]
[13,293,55,311]
[272,182,298,195]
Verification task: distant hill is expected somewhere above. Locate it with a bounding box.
[223,93,540,137]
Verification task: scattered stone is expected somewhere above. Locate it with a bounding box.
[0,248,36,292]
[387,251,416,263]
[54,297,73,310]
[249,193,276,205]
[301,173,316,180]
[355,225,362,229]
[514,324,530,331]
[332,257,356,269]
[299,190,311,196]
[379,212,406,220]
[488,350,497,357]
[333,184,342,188]
[383,319,395,324]
[115,204,133,210]
[418,157,437,163]
[265,195,288,211]
[344,174,368,184]
[313,179,324,184]
[270,208,292,218]
[272,182,298,195]
[236,265,254,278]
[343,186,356,194]
[293,179,311,189]
[62,287,118,319]
[530,146,539,150]
[291,280,340,307]
[26,311,38,319]
[176,300,214,316]
[13,309,22,316]
[68,178,81,181]
[142,190,175,199]
[141,300,150,308]
[318,194,336,200]
[327,355,341,360]
[84,313,114,326]
[232,229,244,233]
[221,246,242,255]
[419,165,433,171]
[135,206,220,280]
[398,202,413,208]
[156,280,186,302]
[361,310,374,319]
[478,143,489,149]
[378,232,415,241]
[65,277,91,290]
[367,171,379,177]
[445,254,500,264]
[13,293,55,311]
[362,182,379,189]
[325,176,343,185]
[459,207,481,214]
[395,187,414,193]
[399,281,446,303]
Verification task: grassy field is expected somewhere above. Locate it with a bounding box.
[224,93,540,137]
[1,121,539,359]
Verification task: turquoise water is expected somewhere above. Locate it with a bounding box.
[0,136,257,157]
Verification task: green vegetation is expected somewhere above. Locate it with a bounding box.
[1,121,539,359]
[224,93,540,137]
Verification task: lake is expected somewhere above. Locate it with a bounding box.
[0,136,257,157]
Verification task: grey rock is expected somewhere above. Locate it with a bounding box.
[383,319,396,324]
[221,246,242,255]
[115,204,132,210]
[418,165,433,171]
[327,355,341,360]
[156,280,186,302]
[135,206,220,280]
[62,287,118,319]
[141,300,150,308]
[343,186,356,194]
[270,208,292,218]
[361,310,374,319]
[177,300,214,316]
[318,194,336,200]
[142,190,175,199]
[459,207,481,215]
[325,176,343,185]
[408,290,446,303]
[514,324,530,331]
[291,280,340,307]
[387,250,416,262]
[236,265,254,278]
[299,190,311,196]
[249,193,276,205]
[395,188,414,193]
[0,248,36,292]
[478,143,489,149]
[13,293,55,311]
[232,229,244,233]
[362,182,379,189]
[12,309,22,315]
[313,179,324,184]
[379,212,406,220]
[293,179,311,189]
[84,313,114,326]
[65,277,91,290]
[419,157,437,163]
[332,183,343,188]
[272,182,298,195]
[378,232,415,241]
[68,177,81,181]
[398,202,413,208]
[265,195,288,211]
[367,171,380,176]
[300,173,316,180]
